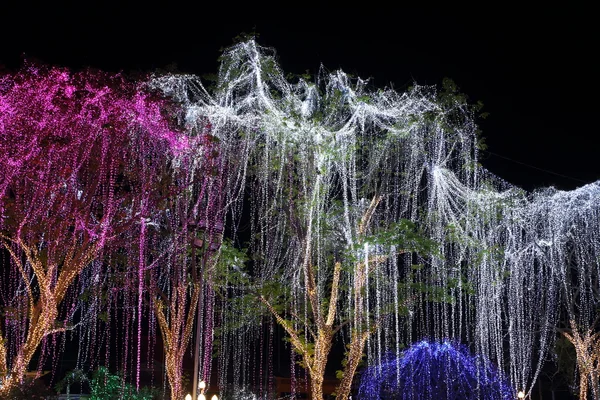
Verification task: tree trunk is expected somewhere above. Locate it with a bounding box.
[155,284,200,400]
[309,371,325,400]
[165,351,185,400]
[578,370,587,400]
[0,293,58,393]
[591,370,600,400]
[562,322,600,400]
[335,331,369,400]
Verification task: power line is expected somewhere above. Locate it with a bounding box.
[482,150,589,184]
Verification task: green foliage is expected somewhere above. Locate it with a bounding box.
[284,333,315,361]
[54,367,159,400]
[366,219,439,256]
[217,292,266,332]
[211,238,250,286]
[231,31,260,46]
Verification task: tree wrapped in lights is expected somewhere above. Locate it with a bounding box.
[152,39,466,400]
[146,124,228,400]
[124,37,600,398]
[555,224,600,399]
[358,340,513,400]
[561,320,600,400]
[0,64,183,393]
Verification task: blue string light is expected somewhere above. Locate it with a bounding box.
[358,340,513,399]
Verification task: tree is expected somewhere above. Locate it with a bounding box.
[561,319,600,400]
[0,64,182,393]
[147,126,228,400]
[255,196,438,400]
[557,254,600,399]
[150,39,474,399]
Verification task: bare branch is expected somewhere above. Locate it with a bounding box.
[358,195,381,237]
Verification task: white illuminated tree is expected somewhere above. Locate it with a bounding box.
[151,37,600,399]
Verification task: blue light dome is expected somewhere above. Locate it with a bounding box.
[358,340,513,400]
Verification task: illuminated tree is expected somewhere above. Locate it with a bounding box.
[557,252,600,399]
[145,38,600,398]
[561,320,600,400]
[256,197,437,400]
[151,39,474,400]
[0,64,182,393]
[147,127,227,400]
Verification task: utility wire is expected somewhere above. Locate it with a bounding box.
[482,150,589,184]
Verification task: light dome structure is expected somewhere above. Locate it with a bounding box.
[358,340,513,400]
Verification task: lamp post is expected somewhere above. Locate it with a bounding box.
[198,380,206,400]
[193,379,219,400]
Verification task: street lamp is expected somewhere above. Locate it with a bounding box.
[197,380,207,400]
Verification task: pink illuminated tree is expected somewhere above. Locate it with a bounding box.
[0,64,184,393]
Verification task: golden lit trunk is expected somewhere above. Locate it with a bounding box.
[6,291,58,390]
[309,372,325,400]
[154,284,200,400]
[0,239,97,393]
[165,351,184,400]
[591,370,600,400]
[562,320,600,400]
[0,329,6,379]
[307,328,333,400]
[335,331,369,399]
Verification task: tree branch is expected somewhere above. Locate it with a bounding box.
[1,238,37,319]
[259,295,307,357]
[358,195,381,237]
[325,262,341,327]
[0,325,6,376]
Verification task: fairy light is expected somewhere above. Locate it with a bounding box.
[0,38,598,398]
[0,64,184,393]
[155,282,201,400]
[561,320,600,400]
[153,38,600,398]
[358,340,513,399]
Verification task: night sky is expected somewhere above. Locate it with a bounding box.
[2,3,597,192]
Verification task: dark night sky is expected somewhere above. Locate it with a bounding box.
[2,3,598,191]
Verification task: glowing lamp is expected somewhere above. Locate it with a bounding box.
[211,396,219,400]
[517,391,525,399]
[185,395,192,400]
[199,381,207,390]
[198,395,206,400]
